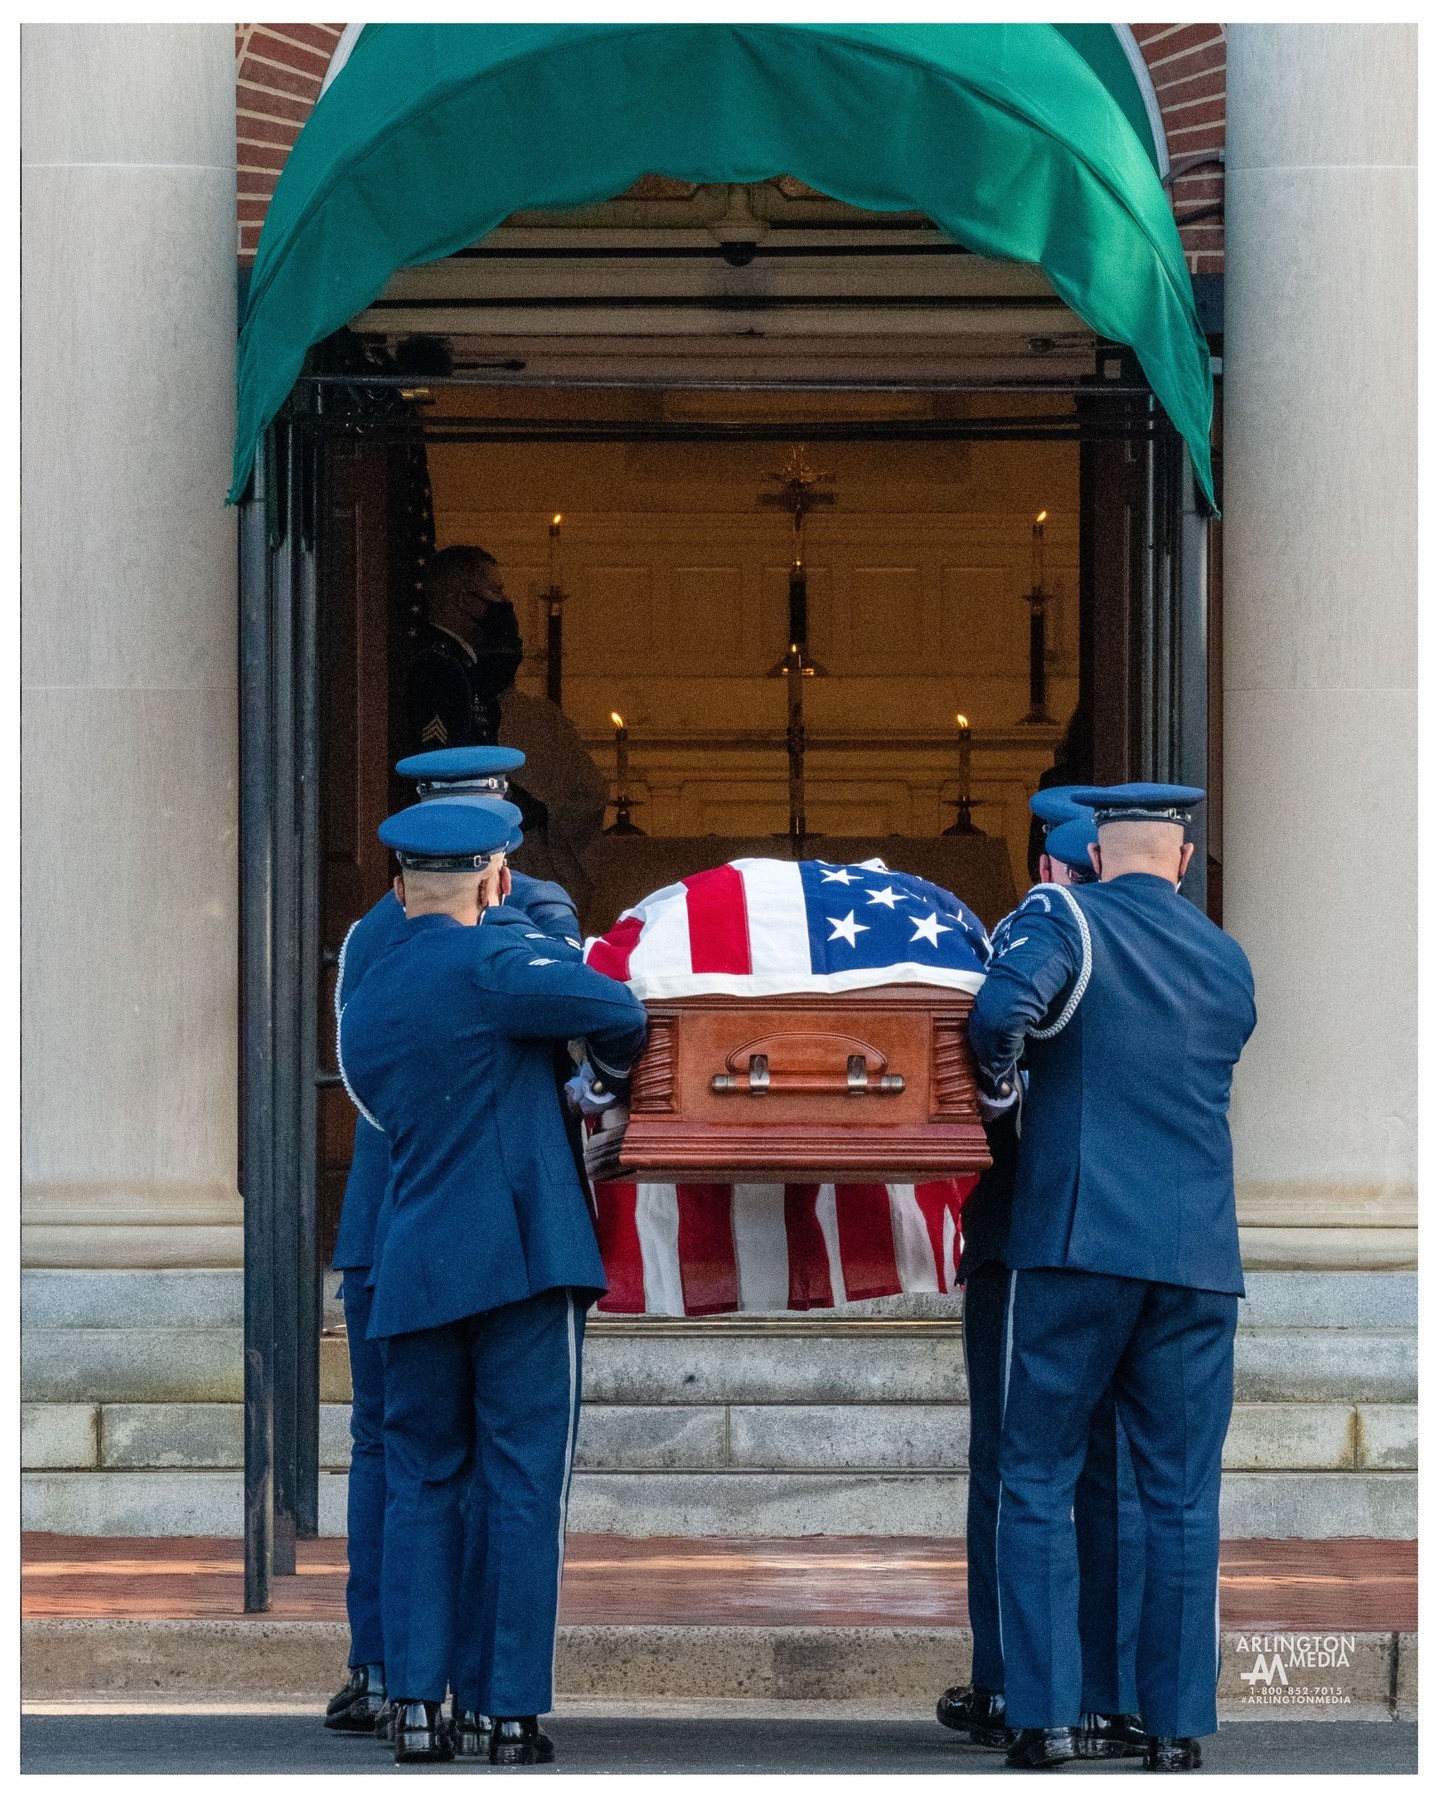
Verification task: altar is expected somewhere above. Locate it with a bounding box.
[578,833,1017,939]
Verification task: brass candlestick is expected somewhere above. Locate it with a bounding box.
[1020,509,1058,726]
[761,446,833,851]
[605,711,645,835]
[943,712,982,835]
[544,513,565,707]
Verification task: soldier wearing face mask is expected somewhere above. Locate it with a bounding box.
[405,544,606,908]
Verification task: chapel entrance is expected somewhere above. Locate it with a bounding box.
[238,191,1219,1601]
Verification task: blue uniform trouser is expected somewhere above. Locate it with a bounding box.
[997,1268,1237,1738]
[964,1261,1143,1709]
[340,1271,387,1669]
[380,1287,585,1715]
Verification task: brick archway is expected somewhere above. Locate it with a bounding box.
[236,22,1224,271]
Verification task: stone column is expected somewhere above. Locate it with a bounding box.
[1223,26,1416,1268]
[22,26,240,1267]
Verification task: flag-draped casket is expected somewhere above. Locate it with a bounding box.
[583,858,993,1316]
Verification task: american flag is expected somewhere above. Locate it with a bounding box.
[585,856,991,999]
[584,858,988,1316]
[590,1177,973,1316]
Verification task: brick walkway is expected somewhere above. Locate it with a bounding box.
[22,1534,1417,1632]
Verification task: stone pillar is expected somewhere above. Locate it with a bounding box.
[1223,26,1416,1268]
[21,26,240,1267]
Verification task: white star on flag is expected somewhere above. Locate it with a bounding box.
[864,886,904,909]
[908,913,953,946]
[820,867,862,885]
[827,911,869,946]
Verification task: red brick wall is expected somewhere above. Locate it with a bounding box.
[235,23,1227,272]
[235,22,345,259]
[1133,24,1226,274]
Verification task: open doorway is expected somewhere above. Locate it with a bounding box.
[311,375,1205,1265]
[238,211,1216,1588]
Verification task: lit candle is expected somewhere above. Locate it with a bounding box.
[548,513,563,591]
[1031,509,1048,590]
[955,712,972,801]
[610,710,629,795]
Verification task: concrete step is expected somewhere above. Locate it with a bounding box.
[20,1466,1419,1541]
[21,1268,1417,1330]
[23,1318,1418,1407]
[22,1399,1419,1477]
[19,1617,1418,1720]
[22,1269,1418,1541]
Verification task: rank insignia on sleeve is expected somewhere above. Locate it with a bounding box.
[421,715,449,746]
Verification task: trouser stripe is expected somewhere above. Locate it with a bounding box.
[551,1292,580,1698]
[995,1267,1018,1666]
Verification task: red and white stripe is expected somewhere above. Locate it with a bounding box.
[589,1177,975,1316]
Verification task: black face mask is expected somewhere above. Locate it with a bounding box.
[470,599,524,697]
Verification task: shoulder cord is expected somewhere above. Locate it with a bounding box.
[1026,882,1093,1041]
[334,919,384,1133]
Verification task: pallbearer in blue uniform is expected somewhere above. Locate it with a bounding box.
[325,746,581,1739]
[938,789,1146,1760]
[970,784,1255,1772]
[340,800,646,1766]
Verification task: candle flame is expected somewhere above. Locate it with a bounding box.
[551,513,563,528]
[1035,510,1048,525]
[610,711,625,729]
[956,713,969,730]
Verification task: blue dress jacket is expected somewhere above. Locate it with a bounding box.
[969,874,1256,1296]
[334,867,583,1267]
[339,904,647,1337]
[330,874,579,1273]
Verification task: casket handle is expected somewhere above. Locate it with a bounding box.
[710,1052,905,1097]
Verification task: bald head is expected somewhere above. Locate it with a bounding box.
[1087,820,1194,888]
[395,853,509,925]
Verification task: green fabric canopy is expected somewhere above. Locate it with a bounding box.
[1053,24,1164,173]
[230,22,1213,505]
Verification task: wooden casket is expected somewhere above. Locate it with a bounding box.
[588,984,991,1186]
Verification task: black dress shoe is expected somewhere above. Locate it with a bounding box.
[373,1700,397,1743]
[1075,1711,1148,1759]
[936,1685,1015,1749]
[451,1706,495,1758]
[1004,1727,1076,1769]
[393,1699,456,1763]
[324,1663,389,1733]
[489,1716,556,1766]
[1144,1736,1203,1771]
[326,1663,384,1718]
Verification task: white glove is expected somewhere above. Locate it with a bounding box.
[582,1104,631,1181]
[565,1061,618,1119]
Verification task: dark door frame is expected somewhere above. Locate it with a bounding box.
[236,367,1213,1610]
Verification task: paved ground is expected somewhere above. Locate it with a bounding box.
[20,1713,1419,1776]
[22,1533,1418,1629]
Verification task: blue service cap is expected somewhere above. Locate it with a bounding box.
[1029,785,1090,827]
[1045,815,1098,874]
[395,746,526,782]
[378,797,521,870]
[1069,782,1205,826]
[396,746,526,801]
[441,793,528,859]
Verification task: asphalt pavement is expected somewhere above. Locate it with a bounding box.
[20,1713,1419,1776]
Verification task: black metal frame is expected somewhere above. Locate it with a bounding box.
[240,416,322,1611]
[1131,409,1211,908]
[238,371,1211,1609]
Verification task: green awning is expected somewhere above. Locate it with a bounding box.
[1053,25,1166,174]
[230,23,1213,506]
